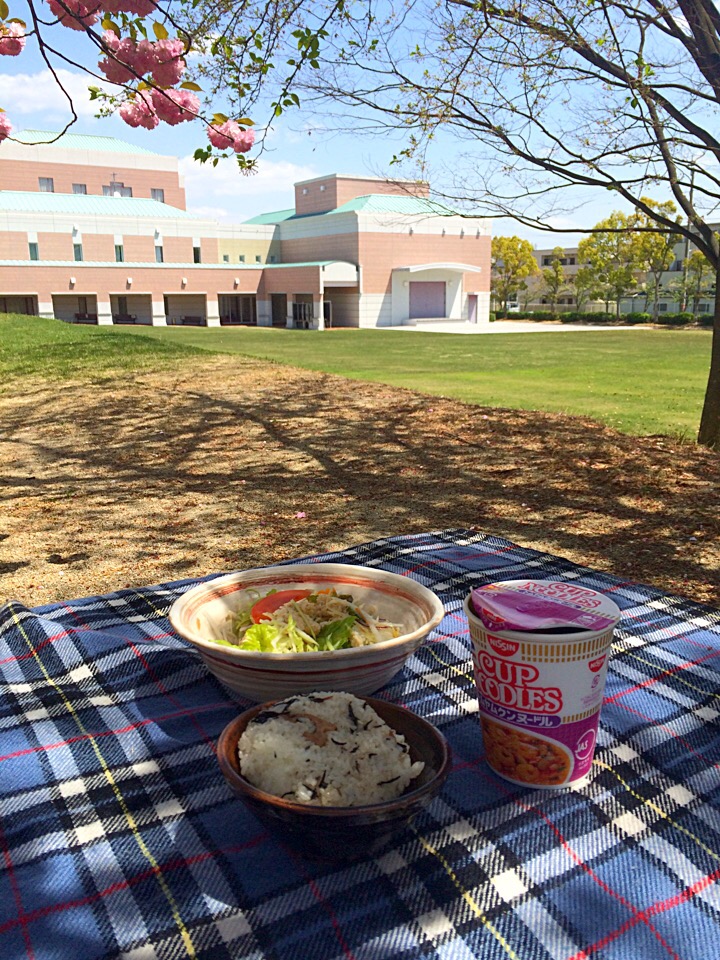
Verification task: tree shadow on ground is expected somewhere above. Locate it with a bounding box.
[1,356,718,607]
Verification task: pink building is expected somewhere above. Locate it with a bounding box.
[0,131,491,329]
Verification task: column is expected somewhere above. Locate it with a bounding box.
[151,300,167,326]
[206,298,221,327]
[97,300,113,326]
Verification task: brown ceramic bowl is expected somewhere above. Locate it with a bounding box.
[217,696,452,861]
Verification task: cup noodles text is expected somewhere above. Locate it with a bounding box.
[465,580,621,788]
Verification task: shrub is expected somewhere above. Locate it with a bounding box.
[655,312,693,326]
[622,312,652,325]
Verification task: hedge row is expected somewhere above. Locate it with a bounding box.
[493,310,713,327]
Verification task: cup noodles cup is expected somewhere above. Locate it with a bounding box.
[464,579,621,788]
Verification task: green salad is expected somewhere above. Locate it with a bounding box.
[215,587,402,653]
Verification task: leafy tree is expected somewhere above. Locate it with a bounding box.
[540,248,569,319]
[686,250,717,319]
[571,265,604,314]
[631,200,683,321]
[578,213,643,318]
[490,236,538,318]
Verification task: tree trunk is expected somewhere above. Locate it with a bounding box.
[697,266,720,449]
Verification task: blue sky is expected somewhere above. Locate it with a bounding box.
[0,8,633,246]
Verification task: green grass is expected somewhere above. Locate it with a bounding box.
[0,313,208,381]
[1,314,711,438]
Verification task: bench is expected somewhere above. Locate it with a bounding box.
[73,313,98,324]
[113,314,139,325]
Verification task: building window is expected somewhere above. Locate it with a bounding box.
[193,245,202,264]
[115,244,124,263]
[117,295,128,315]
[78,296,88,314]
[658,302,668,312]
[155,245,164,263]
[73,243,83,262]
[28,242,39,261]
[39,177,54,192]
[255,255,262,263]
[319,184,326,192]
[222,254,229,263]
[699,303,710,313]
[73,183,87,195]
[568,257,576,265]
[103,181,132,197]
[239,254,245,263]
[151,188,165,203]
[269,255,276,263]
[302,187,309,195]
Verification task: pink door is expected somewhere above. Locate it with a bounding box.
[468,294,478,323]
[409,281,446,319]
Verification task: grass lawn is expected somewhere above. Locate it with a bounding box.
[2,314,711,438]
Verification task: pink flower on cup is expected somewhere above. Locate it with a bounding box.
[150,87,199,124]
[0,22,26,56]
[207,120,255,153]
[47,0,101,30]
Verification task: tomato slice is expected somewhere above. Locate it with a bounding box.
[250,589,313,623]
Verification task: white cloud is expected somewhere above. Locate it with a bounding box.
[179,154,318,221]
[0,69,107,121]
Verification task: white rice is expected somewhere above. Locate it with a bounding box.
[238,691,425,806]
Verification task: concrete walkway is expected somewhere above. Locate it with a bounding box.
[385,319,650,334]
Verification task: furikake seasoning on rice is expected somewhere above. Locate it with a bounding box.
[237,692,425,807]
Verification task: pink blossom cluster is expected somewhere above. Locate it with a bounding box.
[0,113,11,141]
[99,32,185,86]
[118,91,158,129]
[47,0,155,29]
[0,21,26,56]
[118,87,199,129]
[103,0,156,14]
[207,120,255,154]
[47,0,101,30]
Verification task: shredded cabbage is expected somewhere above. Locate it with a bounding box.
[227,589,402,652]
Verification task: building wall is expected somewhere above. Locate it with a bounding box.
[0,231,31,258]
[294,175,430,217]
[357,230,490,296]
[280,232,359,266]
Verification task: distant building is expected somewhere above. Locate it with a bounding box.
[500,240,715,317]
[0,131,491,329]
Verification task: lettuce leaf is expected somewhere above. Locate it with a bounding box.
[316,615,357,650]
[239,622,281,651]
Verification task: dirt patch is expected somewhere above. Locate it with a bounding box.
[1,355,718,608]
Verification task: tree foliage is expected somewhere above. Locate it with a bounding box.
[490,235,538,318]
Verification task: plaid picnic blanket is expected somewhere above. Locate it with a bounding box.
[1,529,720,960]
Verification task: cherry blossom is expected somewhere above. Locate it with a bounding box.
[102,0,156,14]
[151,37,185,86]
[0,113,11,140]
[47,0,100,30]
[118,92,158,129]
[150,87,199,124]
[207,120,255,153]
[0,22,26,56]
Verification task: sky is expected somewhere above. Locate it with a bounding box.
[0,8,636,247]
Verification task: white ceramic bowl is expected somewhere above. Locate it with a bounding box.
[168,563,445,701]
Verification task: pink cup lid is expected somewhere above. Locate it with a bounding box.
[470,579,621,633]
